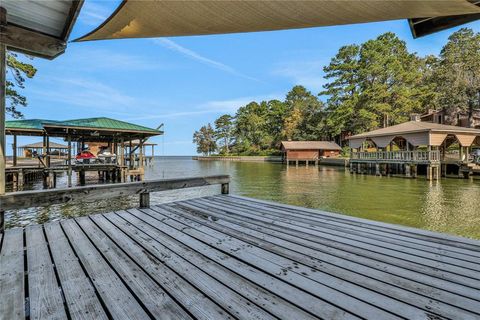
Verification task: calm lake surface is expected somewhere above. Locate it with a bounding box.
[6,156,480,239]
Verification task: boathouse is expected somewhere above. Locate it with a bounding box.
[281,141,341,166]
[5,117,163,190]
[347,120,480,180]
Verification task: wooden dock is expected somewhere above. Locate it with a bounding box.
[1,194,480,319]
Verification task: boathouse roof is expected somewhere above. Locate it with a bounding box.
[348,121,480,148]
[281,141,342,151]
[6,117,163,141]
[19,141,68,149]
[348,121,480,139]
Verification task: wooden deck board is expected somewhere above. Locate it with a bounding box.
[1,195,479,319]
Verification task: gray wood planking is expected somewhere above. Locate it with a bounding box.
[0,195,479,319]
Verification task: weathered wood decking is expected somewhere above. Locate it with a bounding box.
[1,195,480,320]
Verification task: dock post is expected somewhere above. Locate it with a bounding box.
[67,134,72,187]
[79,170,86,186]
[221,182,229,194]
[375,163,380,176]
[0,209,4,235]
[0,14,6,196]
[405,164,411,177]
[427,165,433,181]
[139,192,150,208]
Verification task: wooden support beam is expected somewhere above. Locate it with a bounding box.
[0,175,230,211]
[12,134,16,166]
[1,24,67,60]
[0,40,5,196]
[67,135,72,187]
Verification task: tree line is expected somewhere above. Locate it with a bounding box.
[193,28,480,156]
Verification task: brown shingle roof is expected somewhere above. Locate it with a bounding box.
[348,121,480,139]
[20,142,68,149]
[281,141,341,150]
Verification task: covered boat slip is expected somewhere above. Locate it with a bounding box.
[1,186,480,319]
[4,118,163,190]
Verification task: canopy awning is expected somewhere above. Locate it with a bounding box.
[76,0,480,42]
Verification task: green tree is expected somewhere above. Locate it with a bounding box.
[6,52,37,118]
[214,114,235,154]
[322,33,432,135]
[432,28,480,126]
[234,101,271,153]
[282,86,325,140]
[193,124,217,155]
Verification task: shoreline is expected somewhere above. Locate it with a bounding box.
[192,155,348,166]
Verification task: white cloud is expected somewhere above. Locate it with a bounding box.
[198,93,283,113]
[64,48,166,71]
[79,2,113,26]
[152,38,260,82]
[29,76,138,112]
[272,59,328,92]
[124,93,283,121]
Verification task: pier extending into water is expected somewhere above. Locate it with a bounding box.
[1,175,480,319]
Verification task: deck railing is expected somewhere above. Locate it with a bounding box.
[0,175,230,233]
[351,150,441,162]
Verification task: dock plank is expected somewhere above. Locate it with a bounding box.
[117,209,356,319]
[106,211,289,320]
[26,225,67,320]
[187,197,480,289]
[75,216,192,320]
[102,211,318,320]
[0,228,25,319]
[229,195,480,250]
[184,198,480,310]
[172,200,480,318]
[213,195,480,260]
[43,222,108,320]
[92,213,236,320]
[61,219,149,320]
[1,194,480,320]
[191,197,480,297]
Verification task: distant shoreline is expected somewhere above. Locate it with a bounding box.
[192,155,283,163]
[192,155,348,166]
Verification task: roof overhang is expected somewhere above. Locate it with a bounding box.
[76,0,480,42]
[0,0,84,59]
[409,0,480,38]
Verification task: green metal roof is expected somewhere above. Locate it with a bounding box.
[5,119,60,131]
[6,117,161,134]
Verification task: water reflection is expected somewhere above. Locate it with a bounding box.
[5,156,480,239]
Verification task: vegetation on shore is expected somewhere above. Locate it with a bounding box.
[194,28,480,155]
[6,52,37,118]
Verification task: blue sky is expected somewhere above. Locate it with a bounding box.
[6,0,480,155]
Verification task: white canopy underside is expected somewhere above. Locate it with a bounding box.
[77,0,480,41]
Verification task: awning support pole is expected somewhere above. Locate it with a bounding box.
[0,8,6,197]
[67,133,72,187]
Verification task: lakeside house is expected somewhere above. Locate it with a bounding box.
[348,118,480,179]
[281,141,342,165]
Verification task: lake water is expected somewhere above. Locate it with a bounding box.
[6,156,480,240]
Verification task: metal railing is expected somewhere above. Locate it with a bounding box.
[350,150,441,162]
[0,175,230,233]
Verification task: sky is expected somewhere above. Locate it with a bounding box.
[6,0,480,155]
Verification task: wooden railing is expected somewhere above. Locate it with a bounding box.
[351,150,440,162]
[0,175,230,232]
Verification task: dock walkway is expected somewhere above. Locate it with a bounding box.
[1,195,480,319]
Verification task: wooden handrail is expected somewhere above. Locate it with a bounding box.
[0,174,230,213]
